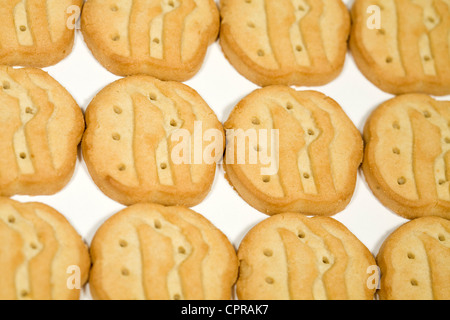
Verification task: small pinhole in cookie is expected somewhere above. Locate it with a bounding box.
[257,49,265,57]
[30,243,37,250]
[407,252,415,259]
[112,133,121,141]
[378,28,386,35]
[322,257,330,264]
[298,5,305,11]
[265,277,274,284]
[397,177,406,185]
[438,234,445,241]
[173,294,181,300]
[153,38,160,44]
[254,145,261,152]
[2,81,10,90]
[297,231,305,239]
[423,110,431,118]
[445,137,450,144]
[178,246,186,254]
[307,129,314,136]
[393,147,400,155]
[121,268,130,276]
[118,164,126,171]
[149,93,157,101]
[392,122,400,129]
[114,106,122,114]
[263,249,273,257]
[427,16,435,23]
[168,0,175,7]
[385,56,393,63]
[295,45,303,52]
[119,240,128,247]
[262,176,270,183]
[286,102,293,110]
[245,0,252,3]
[25,107,34,114]
[20,290,28,298]
[160,162,167,170]
[111,34,120,41]
[303,173,310,179]
[247,22,255,28]
[19,25,27,32]
[154,219,162,229]
[423,56,431,62]
[439,179,446,185]
[410,279,418,286]
[252,117,260,125]
[170,119,177,127]
[19,152,26,159]
[8,216,15,223]
[110,5,118,11]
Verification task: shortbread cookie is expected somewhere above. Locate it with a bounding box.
[350,0,450,96]
[377,217,450,300]
[223,86,363,216]
[81,0,219,81]
[82,75,224,207]
[0,197,90,300]
[89,203,238,300]
[0,0,83,68]
[237,213,376,300]
[219,0,350,87]
[363,94,450,220]
[0,66,84,197]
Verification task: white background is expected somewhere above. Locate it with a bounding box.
[12,0,450,299]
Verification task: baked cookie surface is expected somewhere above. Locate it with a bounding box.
[350,0,450,96]
[236,213,376,300]
[219,0,350,87]
[89,203,238,300]
[363,94,450,220]
[377,216,450,300]
[0,0,83,68]
[224,86,363,216]
[82,75,224,207]
[0,197,90,300]
[81,0,219,81]
[0,66,85,197]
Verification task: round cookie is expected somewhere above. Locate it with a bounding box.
[89,203,238,300]
[236,213,376,300]
[82,75,224,207]
[223,86,363,216]
[81,0,219,81]
[0,0,83,68]
[350,0,450,96]
[0,197,90,300]
[0,66,85,197]
[362,94,450,220]
[219,0,350,87]
[377,216,450,300]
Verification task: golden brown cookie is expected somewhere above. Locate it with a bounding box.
[236,213,376,300]
[223,86,363,216]
[0,0,83,68]
[350,0,450,96]
[89,203,238,300]
[363,94,450,220]
[0,197,90,300]
[0,66,85,197]
[219,0,350,87]
[82,75,224,207]
[81,0,219,81]
[377,216,450,300]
